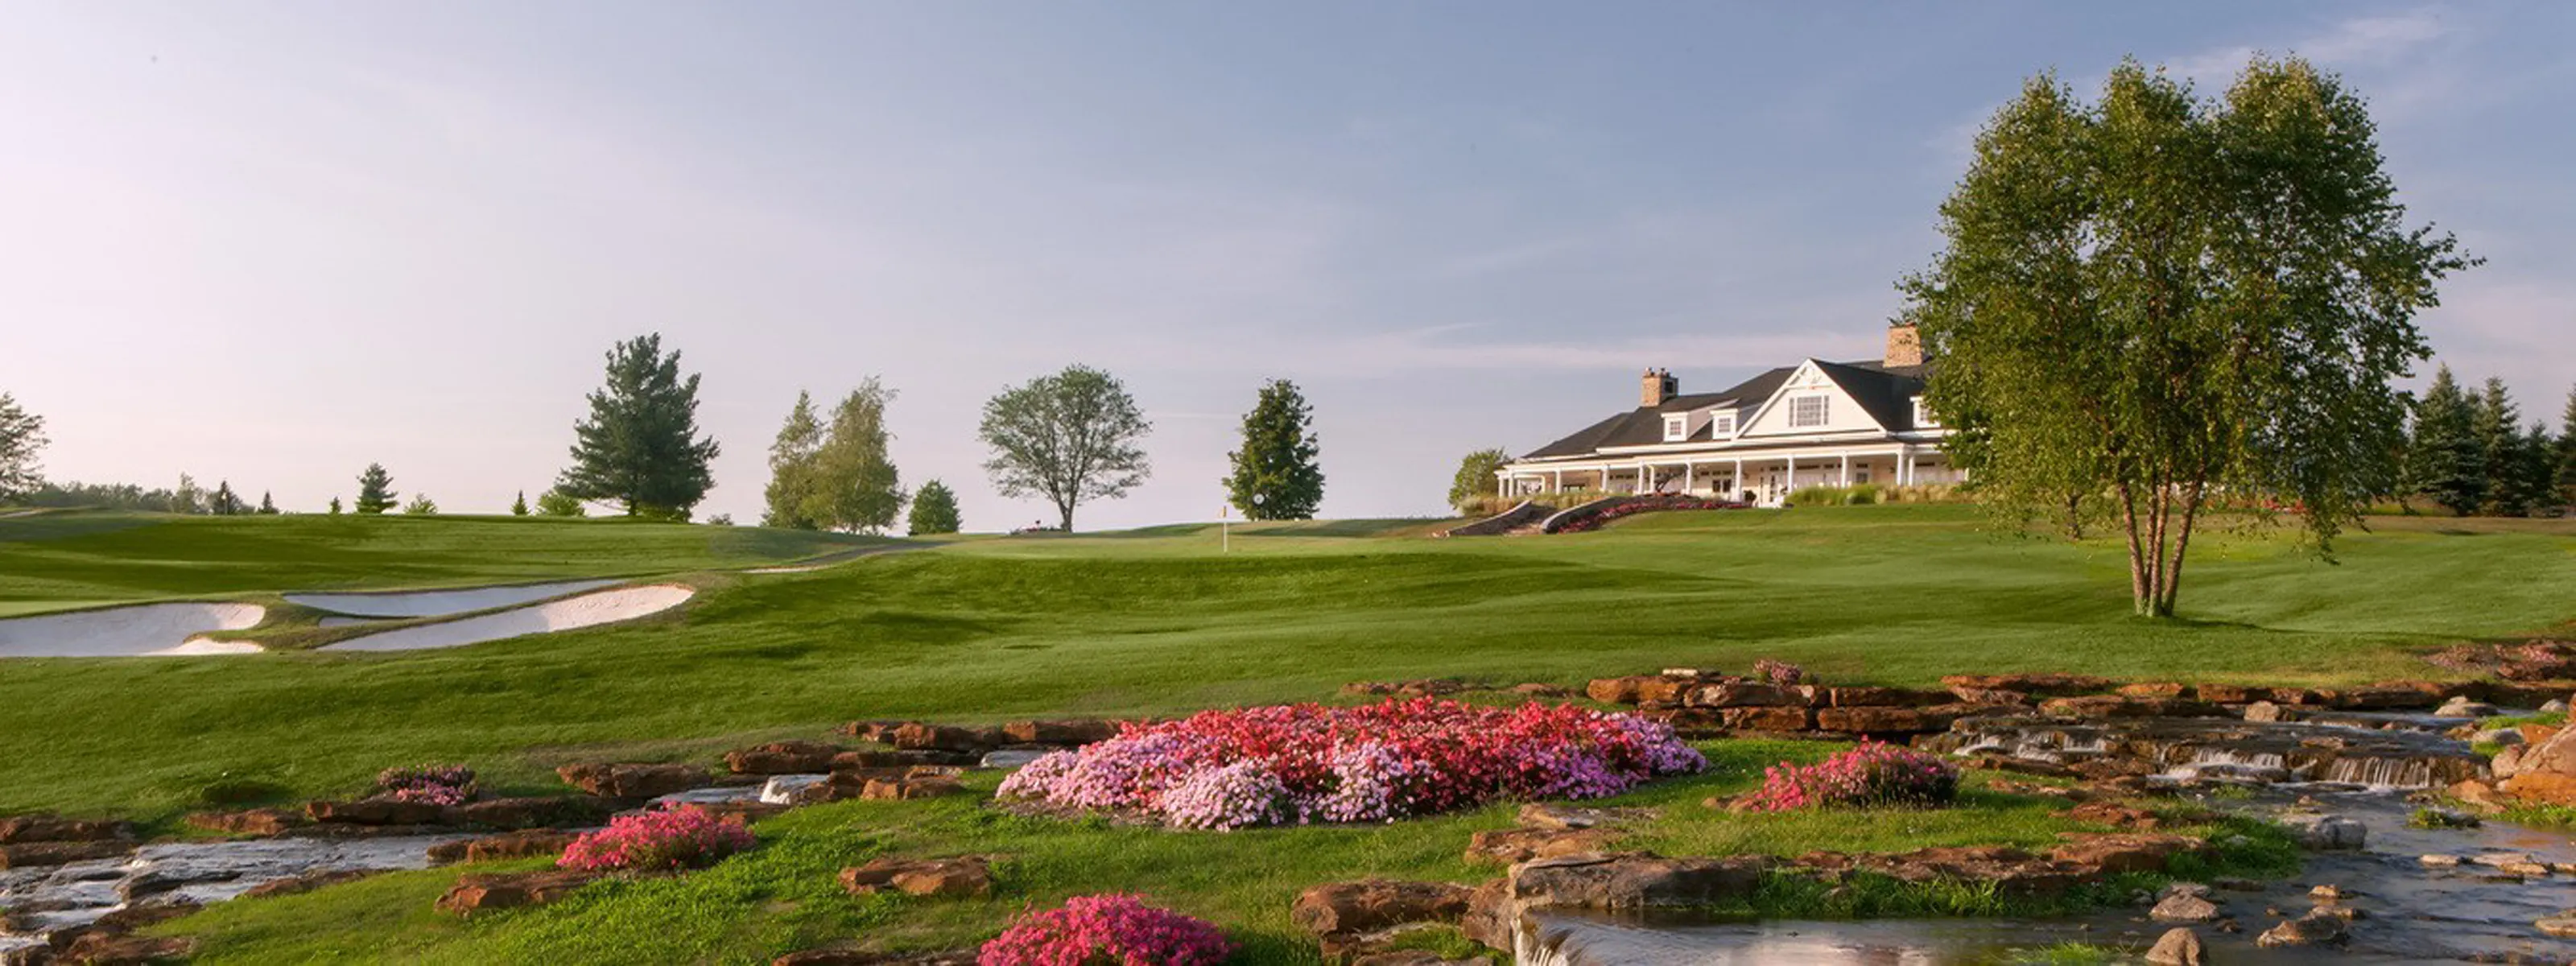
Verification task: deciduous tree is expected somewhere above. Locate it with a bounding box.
[1901,56,2471,617]
[536,488,586,518]
[978,365,1151,532]
[806,381,905,533]
[0,392,46,501]
[1223,379,1324,520]
[354,464,398,514]
[1447,448,1511,514]
[762,390,825,530]
[907,479,962,535]
[402,494,438,515]
[556,332,720,520]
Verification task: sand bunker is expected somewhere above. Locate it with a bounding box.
[742,564,828,574]
[283,580,620,618]
[323,585,695,653]
[0,602,266,658]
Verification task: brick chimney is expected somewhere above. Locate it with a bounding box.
[1639,368,1677,407]
[1884,323,1923,368]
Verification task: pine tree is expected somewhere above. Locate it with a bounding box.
[555,333,721,520]
[328,497,344,515]
[258,491,279,514]
[402,493,439,515]
[208,481,243,515]
[907,479,962,535]
[2514,423,2557,518]
[354,464,398,514]
[510,491,530,516]
[2405,367,2483,516]
[0,392,46,502]
[1223,378,1325,520]
[807,380,904,533]
[762,390,825,530]
[2557,385,2576,510]
[2475,378,2528,515]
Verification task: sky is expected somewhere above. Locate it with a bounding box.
[4,2,2571,529]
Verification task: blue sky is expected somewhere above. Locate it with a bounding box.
[5,2,2570,528]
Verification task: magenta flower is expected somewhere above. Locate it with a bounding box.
[979,894,1233,966]
[559,805,755,872]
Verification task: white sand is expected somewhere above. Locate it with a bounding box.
[283,580,620,618]
[0,602,266,658]
[323,585,695,653]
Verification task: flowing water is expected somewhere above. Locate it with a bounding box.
[0,833,467,956]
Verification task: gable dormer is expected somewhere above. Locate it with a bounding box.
[1739,360,1883,437]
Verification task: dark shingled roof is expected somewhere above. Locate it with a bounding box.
[1519,360,1931,460]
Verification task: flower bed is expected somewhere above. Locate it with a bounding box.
[1736,741,1959,812]
[1548,496,1747,534]
[997,698,1704,830]
[559,806,755,872]
[377,763,477,806]
[979,894,1232,966]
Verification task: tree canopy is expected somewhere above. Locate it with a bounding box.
[556,332,720,520]
[1447,448,1511,514]
[807,381,905,533]
[2405,366,2483,515]
[536,488,587,518]
[907,479,962,535]
[978,365,1151,531]
[762,390,825,530]
[1223,378,1324,520]
[1901,56,2471,617]
[0,393,46,502]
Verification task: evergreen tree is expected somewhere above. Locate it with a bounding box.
[510,491,530,516]
[762,390,825,530]
[907,479,962,535]
[2513,423,2557,517]
[328,497,343,515]
[1223,378,1325,520]
[2557,386,2576,510]
[978,365,1151,532]
[555,332,721,519]
[536,488,586,517]
[402,493,439,515]
[2405,367,2483,516]
[2475,378,2529,515]
[807,380,904,533]
[208,480,243,515]
[0,392,46,502]
[258,491,279,514]
[1447,448,1512,514]
[353,464,398,514]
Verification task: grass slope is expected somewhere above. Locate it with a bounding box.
[0,512,877,616]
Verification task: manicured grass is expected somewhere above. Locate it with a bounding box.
[152,741,2296,964]
[2,505,2573,818]
[0,511,877,616]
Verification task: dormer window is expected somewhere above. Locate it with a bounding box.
[1788,395,1829,428]
[1912,396,1938,428]
[1710,412,1736,436]
[1662,415,1687,442]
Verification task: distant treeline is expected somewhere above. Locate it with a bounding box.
[21,476,278,514]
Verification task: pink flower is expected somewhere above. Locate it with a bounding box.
[376,763,476,807]
[559,805,755,872]
[1737,740,1959,813]
[979,894,1232,966]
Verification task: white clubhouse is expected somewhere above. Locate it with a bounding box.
[1496,324,1958,506]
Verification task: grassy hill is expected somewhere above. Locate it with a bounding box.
[0,503,2566,963]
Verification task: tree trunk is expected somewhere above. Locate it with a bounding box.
[1057,502,1075,532]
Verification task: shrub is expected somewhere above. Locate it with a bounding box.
[559,806,755,872]
[997,698,1704,830]
[1752,658,1806,687]
[979,894,1233,966]
[376,763,477,807]
[1737,741,1959,812]
[1845,484,1880,505]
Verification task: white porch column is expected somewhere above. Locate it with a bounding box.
[1683,462,1694,493]
[1839,453,1849,486]
[1551,469,1562,493]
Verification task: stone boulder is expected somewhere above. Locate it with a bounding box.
[1719,707,1811,732]
[2510,722,2576,784]
[450,795,619,830]
[2537,910,2576,938]
[857,776,967,801]
[2145,927,2205,965]
[1515,803,1654,831]
[53,932,200,965]
[0,814,134,844]
[0,840,138,869]
[1807,845,2091,897]
[1290,879,1473,937]
[241,869,379,899]
[725,741,840,775]
[2064,800,2160,830]
[306,798,448,826]
[2256,910,2349,947]
[2149,890,2223,923]
[1505,852,1769,910]
[2280,812,2368,850]
[428,830,581,865]
[183,807,303,837]
[556,762,708,799]
[2046,833,2207,873]
[1002,720,1121,745]
[1682,682,1798,708]
[436,869,605,916]
[760,774,835,806]
[1827,686,1950,708]
[1942,673,2112,700]
[2038,696,2222,720]
[1463,828,1617,866]
[890,723,1003,753]
[840,856,993,898]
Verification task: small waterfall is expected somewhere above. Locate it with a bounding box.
[1930,712,2482,791]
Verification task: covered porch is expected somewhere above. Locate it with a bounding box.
[1500,445,1960,506]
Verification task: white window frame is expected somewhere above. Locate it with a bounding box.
[1912,396,1938,427]
[1710,412,1736,437]
[1662,415,1686,442]
[1788,395,1829,429]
